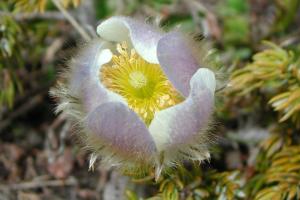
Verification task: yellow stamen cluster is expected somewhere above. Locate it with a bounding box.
[100,42,183,125]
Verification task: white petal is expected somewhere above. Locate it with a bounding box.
[97,16,163,64]
[69,39,126,113]
[86,102,157,161]
[191,68,216,94]
[157,32,201,97]
[149,68,216,152]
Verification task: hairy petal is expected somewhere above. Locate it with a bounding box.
[69,39,126,113]
[149,68,215,152]
[97,16,162,64]
[86,102,157,161]
[157,32,200,97]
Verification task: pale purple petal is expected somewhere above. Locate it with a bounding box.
[86,102,157,160]
[97,16,163,64]
[157,32,200,97]
[149,68,215,152]
[69,39,126,113]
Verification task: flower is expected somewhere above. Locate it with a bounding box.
[52,16,216,179]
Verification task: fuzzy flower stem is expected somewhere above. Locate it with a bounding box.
[51,0,91,41]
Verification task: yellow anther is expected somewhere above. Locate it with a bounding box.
[100,42,183,125]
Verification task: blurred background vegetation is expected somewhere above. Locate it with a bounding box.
[1,0,300,199]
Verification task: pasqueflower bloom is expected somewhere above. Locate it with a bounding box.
[52,16,216,178]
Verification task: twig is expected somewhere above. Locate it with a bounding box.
[44,114,69,163]
[45,114,66,162]
[1,77,52,120]
[0,94,44,133]
[0,11,66,21]
[58,121,71,154]
[0,177,77,190]
[183,0,221,39]
[216,83,231,93]
[96,168,109,196]
[51,0,91,41]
